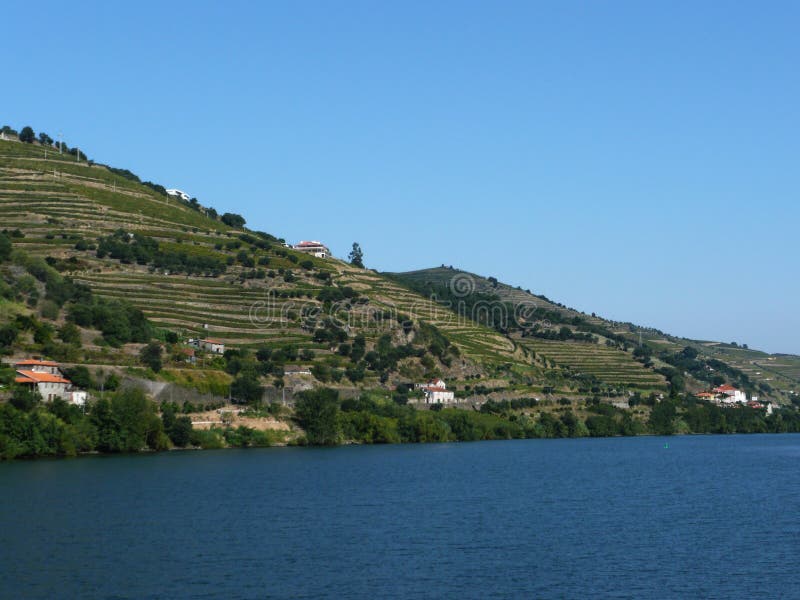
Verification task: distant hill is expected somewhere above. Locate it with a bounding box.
[390,267,800,403]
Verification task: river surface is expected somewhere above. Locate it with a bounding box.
[1,435,799,599]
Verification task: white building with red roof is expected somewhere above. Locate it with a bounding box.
[712,384,747,404]
[418,378,455,404]
[14,359,75,403]
[293,241,330,259]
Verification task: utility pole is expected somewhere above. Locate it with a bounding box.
[58,131,63,154]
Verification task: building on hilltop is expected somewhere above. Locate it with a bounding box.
[293,241,330,259]
[166,189,191,201]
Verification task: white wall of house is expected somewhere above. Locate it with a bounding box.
[35,381,72,402]
[201,341,225,354]
[425,389,455,404]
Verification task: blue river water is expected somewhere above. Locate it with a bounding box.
[1,435,799,599]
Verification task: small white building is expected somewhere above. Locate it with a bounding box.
[188,338,225,354]
[71,391,88,407]
[293,241,330,259]
[200,339,225,355]
[418,378,456,404]
[166,188,191,201]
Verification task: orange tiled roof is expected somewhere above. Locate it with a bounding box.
[714,384,738,393]
[15,359,60,367]
[15,370,71,384]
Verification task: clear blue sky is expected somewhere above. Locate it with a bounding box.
[4,1,799,353]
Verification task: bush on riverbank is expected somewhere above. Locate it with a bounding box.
[297,389,800,446]
[4,385,800,460]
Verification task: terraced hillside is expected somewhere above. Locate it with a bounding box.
[392,267,669,392]
[3,135,795,403]
[392,267,800,402]
[0,137,530,394]
[518,339,665,391]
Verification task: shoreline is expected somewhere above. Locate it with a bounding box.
[3,429,797,463]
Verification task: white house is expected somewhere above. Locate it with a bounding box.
[200,339,225,355]
[14,359,74,402]
[713,384,747,404]
[166,188,191,201]
[418,378,456,404]
[293,241,330,259]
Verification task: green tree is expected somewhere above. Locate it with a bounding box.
[0,324,19,350]
[649,400,677,435]
[231,372,263,404]
[348,242,364,268]
[10,386,41,412]
[139,342,163,373]
[161,405,193,447]
[0,232,11,262]
[58,322,82,346]
[169,416,193,447]
[295,388,341,445]
[18,126,35,143]
[95,388,166,452]
[63,366,93,389]
[221,213,246,228]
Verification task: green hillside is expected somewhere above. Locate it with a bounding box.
[0,135,532,400]
[1,131,797,408]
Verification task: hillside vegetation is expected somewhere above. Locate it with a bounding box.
[1,124,799,459]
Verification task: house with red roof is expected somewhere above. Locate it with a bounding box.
[14,360,74,402]
[712,384,747,404]
[293,241,330,259]
[418,378,455,404]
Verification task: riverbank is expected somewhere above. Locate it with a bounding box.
[3,386,800,461]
